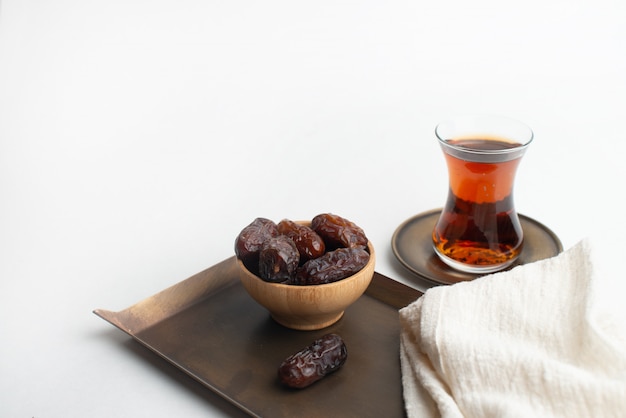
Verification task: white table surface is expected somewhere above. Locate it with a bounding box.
[2,0,625,416]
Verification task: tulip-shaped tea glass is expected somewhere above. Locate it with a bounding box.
[432,115,533,274]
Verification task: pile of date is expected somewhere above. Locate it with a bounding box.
[235,213,370,388]
[235,213,370,285]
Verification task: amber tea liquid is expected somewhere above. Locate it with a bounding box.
[432,137,526,273]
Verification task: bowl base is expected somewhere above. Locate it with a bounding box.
[271,311,344,331]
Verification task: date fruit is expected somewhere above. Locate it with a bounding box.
[234,218,278,273]
[236,214,370,285]
[259,236,300,283]
[278,334,347,389]
[294,247,370,285]
[311,213,368,250]
[277,219,325,263]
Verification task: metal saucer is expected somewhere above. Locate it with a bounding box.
[391,209,563,286]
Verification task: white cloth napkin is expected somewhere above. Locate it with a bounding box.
[399,236,626,418]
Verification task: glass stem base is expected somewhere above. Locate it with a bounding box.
[433,246,519,274]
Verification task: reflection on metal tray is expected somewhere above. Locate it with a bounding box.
[94,257,422,418]
[392,209,563,286]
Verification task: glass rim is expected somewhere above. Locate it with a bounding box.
[435,114,534,154]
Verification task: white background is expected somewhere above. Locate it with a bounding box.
[1,0,625,417]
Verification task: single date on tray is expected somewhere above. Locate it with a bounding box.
[278,333,347,389]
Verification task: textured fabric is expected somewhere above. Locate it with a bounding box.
[399,237,626,418]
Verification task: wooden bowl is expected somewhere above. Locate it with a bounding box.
[237,240,375,331]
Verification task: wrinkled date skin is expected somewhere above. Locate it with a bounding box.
[277,219,325,263]
[294,247,370,285]
[259,236,300,283]
[311,213,368,250]
[278,334,347,389]
[234,218,278,273]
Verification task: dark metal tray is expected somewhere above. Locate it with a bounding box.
[94,256,422,417]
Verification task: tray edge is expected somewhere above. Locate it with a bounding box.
[94,258,423,335]
[93,257,240,334]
